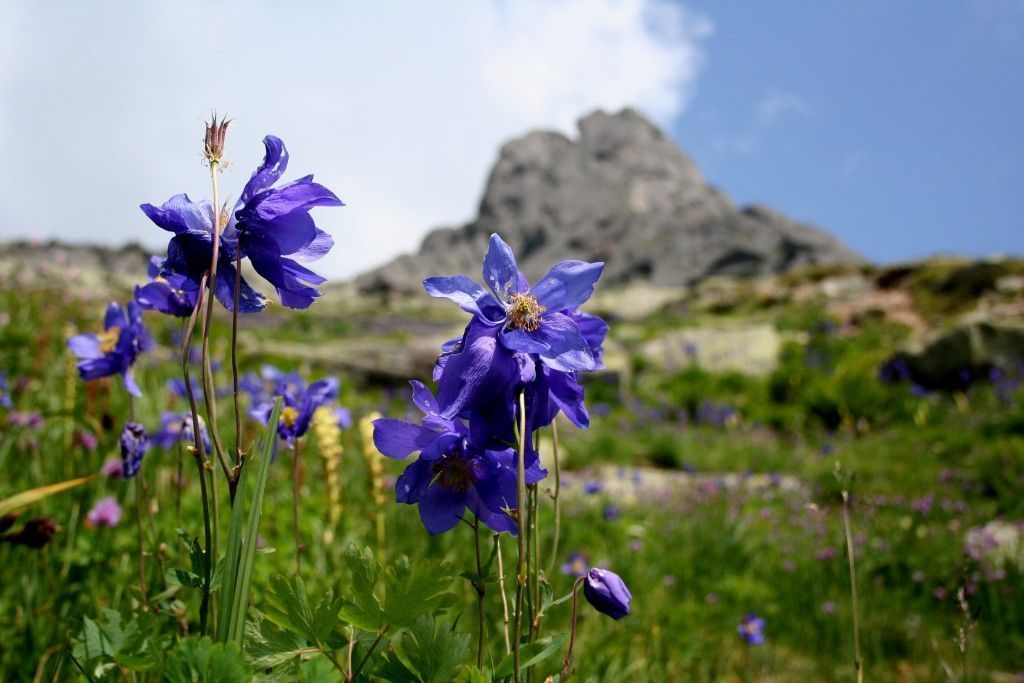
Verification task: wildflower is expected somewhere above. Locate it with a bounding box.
[252,377,339,443]
[134,257,199,317]
[815,547,838,561]
[311,405,344,541]
[141,194,267,313]
[426,233,604,418]
[229,136,344,309]
[582,568,632,620]
[119,421,148,478]
[373,381,544,535]
[76,431,98,451]
[583,480,603,494]
[821,601,837,614]
[561,552,590,577]
[151,412,210,452]
[68,301,151,396]
[738,613,766,645]
[8,411,43,430]
[85,497,122,528]
[100,458,123,477]
[603,505,621,521]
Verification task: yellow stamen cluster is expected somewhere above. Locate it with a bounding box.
[98,326,122,354]
[359,412,388,557]
[311,405,344,543]
[280,406,299,429]
[506,292,546,332]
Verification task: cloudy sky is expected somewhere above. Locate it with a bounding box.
[1,1,1021,278]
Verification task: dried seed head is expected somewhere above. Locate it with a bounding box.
[204,112,231,163]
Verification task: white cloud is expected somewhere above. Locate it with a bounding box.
[757,90,814,126]
[0,0,711,278]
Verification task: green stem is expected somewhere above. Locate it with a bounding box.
[133,476,148,609]
[293,438,302,575]
[496,534,511,654]
[560,576,586,680]
[512,390,527,682]
[546,420,561,575]
[231,246,242,479]
[200,159,232,487]
[181,272,212,634]
[842,490,864,683]
[473,519,486,668]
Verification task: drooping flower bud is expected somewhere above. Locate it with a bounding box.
[582,568,632,620]
[119,421,148,478]
[204,112,231,163]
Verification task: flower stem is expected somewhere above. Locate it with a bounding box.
[841,490,864,683]
[560,576,586,679]
[495,534,512,654]
[231,247,242,477]
[512,390,527,682]
[546,420,561,576]
[292,438,302,575]
[201,159,232,488]
[181,272,213,634]
[348,627,388,682]
[473,518,486,668]
[133,476,148,609]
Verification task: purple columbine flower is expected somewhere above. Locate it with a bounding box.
[86,497,122,528]
[425,233,604,420]
[134,256,199,317]
[582,568,632,620]
[252,376,339,443]
[151,412,210,452]
[142,136,343,312]
[68,301,151,396]
[119,421,148,478]
[373,381,545,535]
[738,613,766,645]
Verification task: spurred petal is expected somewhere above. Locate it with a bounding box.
[409,380,439,415]
[531,260,604,312]
[241,136,289,203]
[140,194,214,235]
[104,302,126,330]
[482,233,519,298]
[290,228,335,263]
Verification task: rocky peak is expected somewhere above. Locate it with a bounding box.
[357,108,862,294]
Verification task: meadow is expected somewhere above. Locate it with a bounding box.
[1,251,1022,681]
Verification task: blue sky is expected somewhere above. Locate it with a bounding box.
[0,1,1020,275]
[675,0,1024,262]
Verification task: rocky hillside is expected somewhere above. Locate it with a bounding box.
[356,108,863,294]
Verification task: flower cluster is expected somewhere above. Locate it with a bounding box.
[140,136,342,313]
[243,366,343,444]
[374,234,607,535]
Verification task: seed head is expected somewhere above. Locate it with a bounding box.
[204,112,231,163]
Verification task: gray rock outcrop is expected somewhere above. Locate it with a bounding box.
[357,108,863,294]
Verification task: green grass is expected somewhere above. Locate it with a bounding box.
[1,282,1022,681]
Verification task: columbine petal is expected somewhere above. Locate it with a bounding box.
[240,135,289,203]
[245,175,342,221]
[290,229,335,263]
[68,334,102,359]
[482,233,520,298]
[417,485,465,535]
[372,418,438,459]
[436,322,517,419]
[423,275,503,322]
[531,260,604,313]
[409,380,439,415]
[213,261,268,313]
[140,194,214,235]
[532,312,596,372]
[104,302,126,330]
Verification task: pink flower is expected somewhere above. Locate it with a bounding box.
[86,497,122,528]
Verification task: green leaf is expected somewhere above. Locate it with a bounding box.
[164,636,252,683]
[216,398,282,644]
[377,615,471,683]
[381,555,454,628]
[244,611,315,670]
[492,634,568,679]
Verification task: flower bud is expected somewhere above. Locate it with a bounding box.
[120,421,148,478]
[582,568,632,620]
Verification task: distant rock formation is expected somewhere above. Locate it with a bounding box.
[0,239,151,291]
[357,107,863,294]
